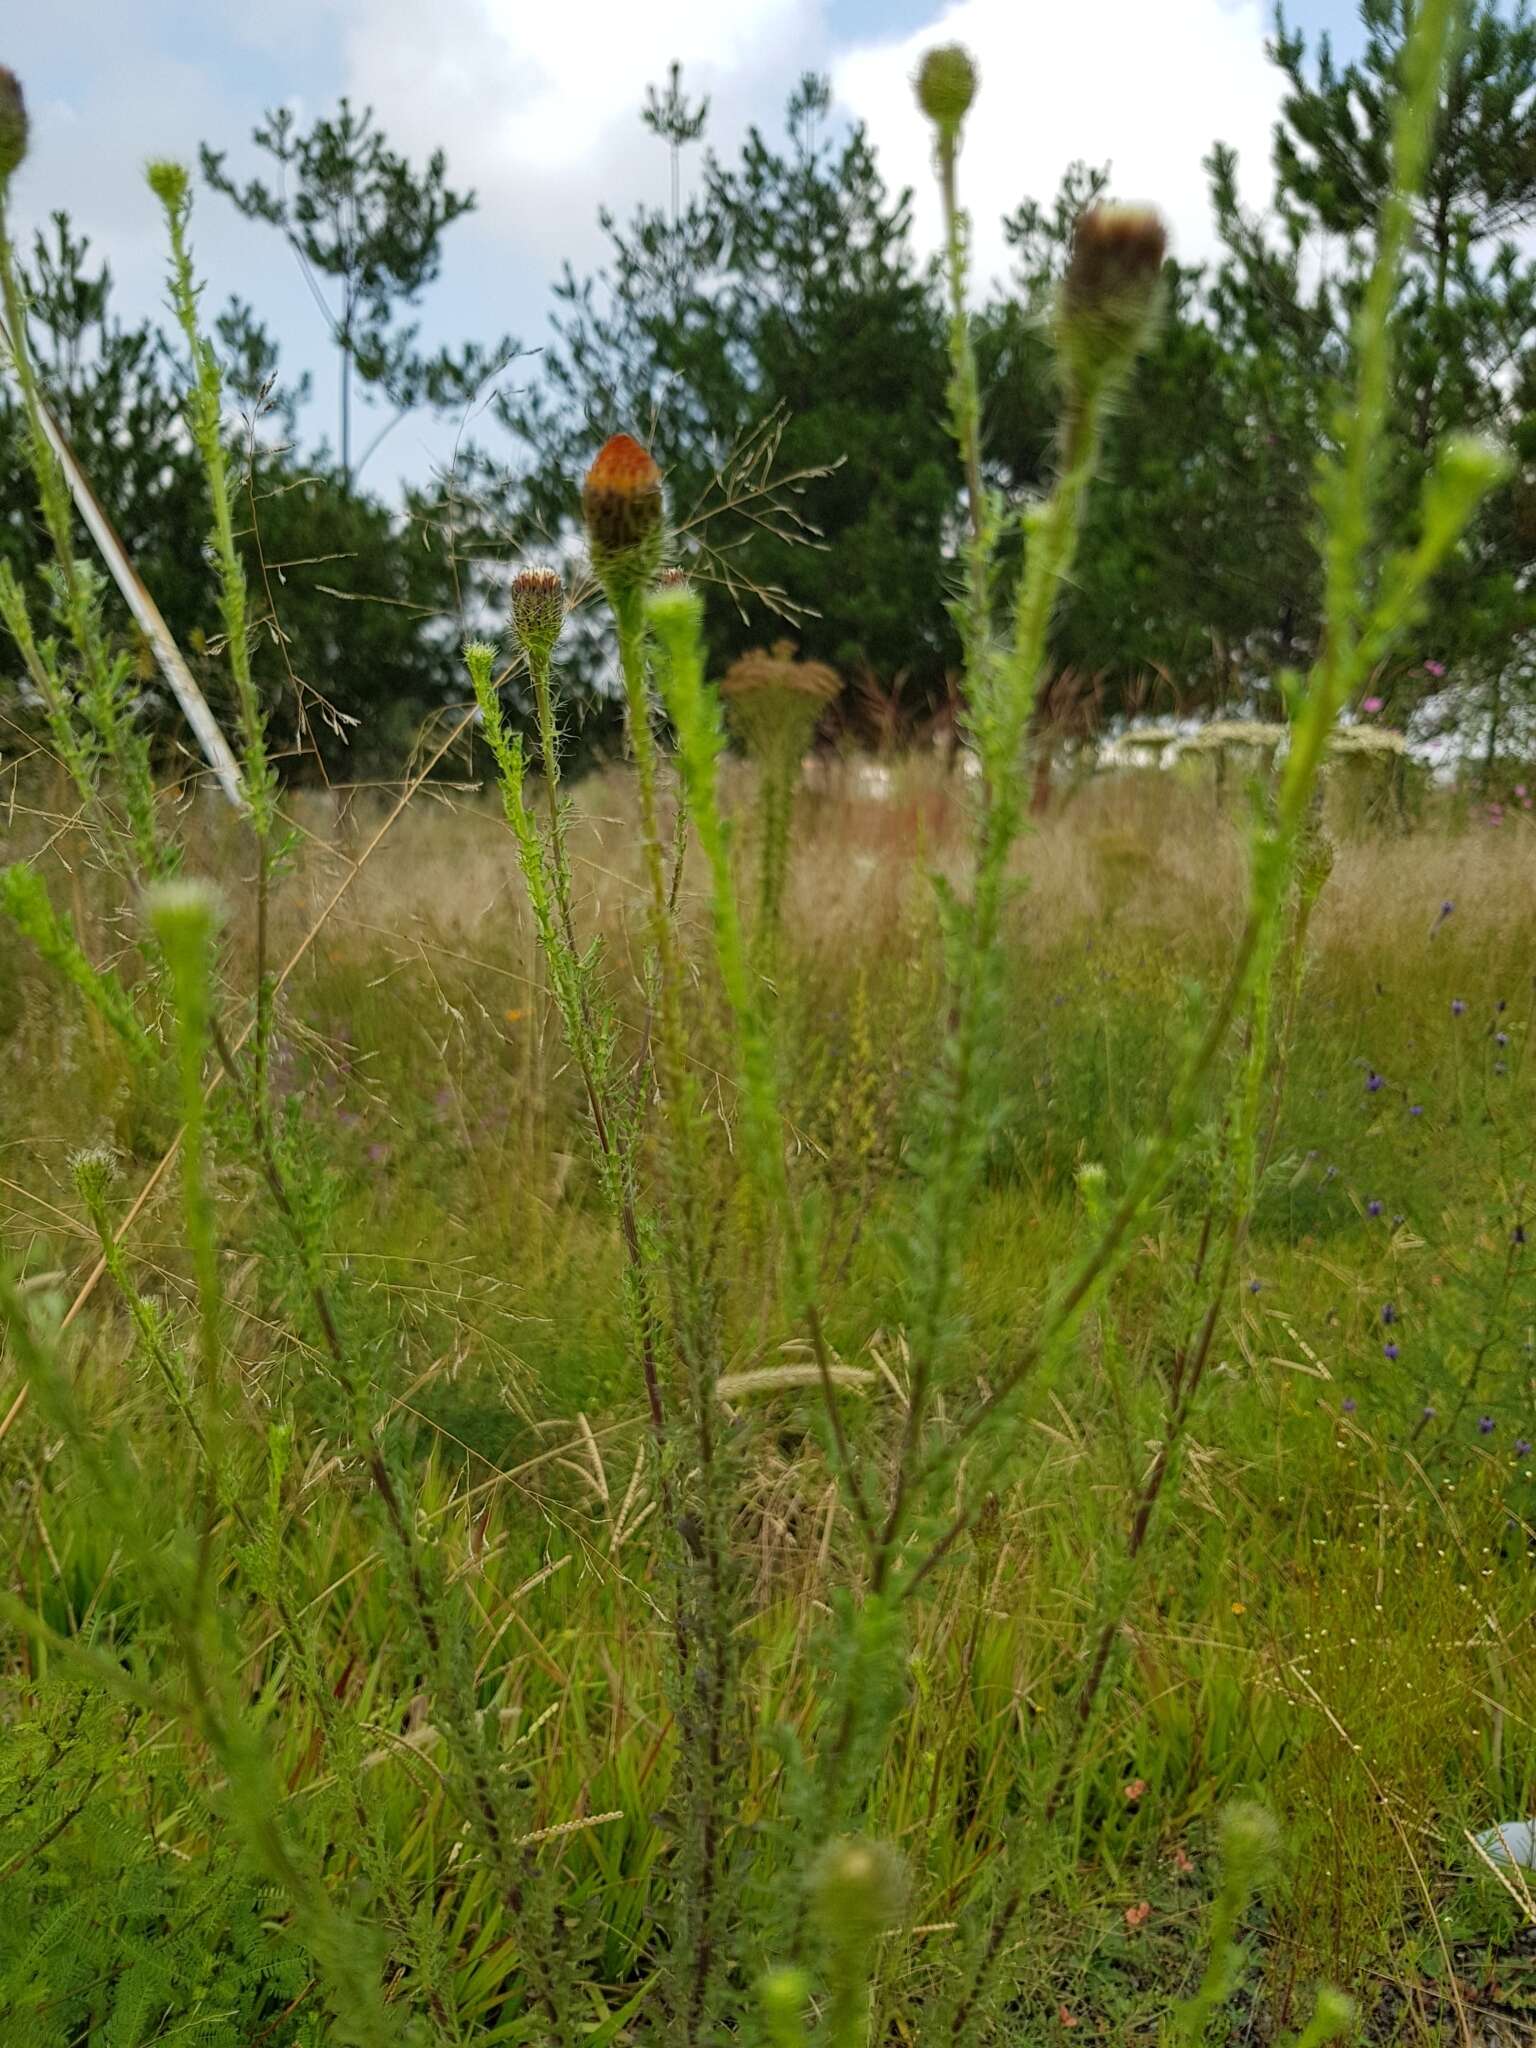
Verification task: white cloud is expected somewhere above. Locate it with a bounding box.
[336,0,826,277]
[832,0,1283,286]
[2,0,1288,495]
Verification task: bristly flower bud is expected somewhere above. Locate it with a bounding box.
[510,565,566,661]
[914,44,977,135]
[806,1836,906,1944]
[657,565,690,590]
[582,433,664,595]
[0,67,28,182]
[69,1146,120,1212]
[146,159,191,213]
[1059,203,1168,386]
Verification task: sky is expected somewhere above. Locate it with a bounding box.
[5,0,1369,493]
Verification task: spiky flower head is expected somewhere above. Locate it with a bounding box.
[1218,1801,1281,1885]
[146,876,224,949]
[582,433,664,594]
[806,1837,906,1944]
[145,158,191,213]
[657,565,691,590]
[914,44,977,136]
[510,565,566,661]
[69,1146,120,1210]
[0,67,28,182]
[1059,203,1167,387]
[1309,1989,1357,2043]
[721,639,840,765]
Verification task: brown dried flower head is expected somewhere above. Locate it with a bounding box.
[1060,203,1168,379]
[582,433,664,589]
[0,68,28,182]
[511,564,566,660]
[721,640,840,764]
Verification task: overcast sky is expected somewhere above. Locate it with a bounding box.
[5,0,1365,492]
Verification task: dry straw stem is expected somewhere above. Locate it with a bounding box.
[0,702,481,1441]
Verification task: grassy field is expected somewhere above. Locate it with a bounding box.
[2,762,1534,2044]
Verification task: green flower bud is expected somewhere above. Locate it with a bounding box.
[759,1966,811,2042]
[1218,1801,1281,1885]
[510,565,566,661]
[145,158,191,212]
[0,67,27,182]
[806,1836,905,1944]
[915,45,977,134]
[70,1146,119,1212]
[1309,1987,1357,2042]
[146,876,223,949]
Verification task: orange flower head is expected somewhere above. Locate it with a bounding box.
[582,434,664,589]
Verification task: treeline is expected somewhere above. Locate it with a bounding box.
[3,0,1535,784]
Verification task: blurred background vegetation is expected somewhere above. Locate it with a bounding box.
[6,1,1536,785]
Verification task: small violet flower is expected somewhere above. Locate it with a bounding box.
[1516,1439,1532,1459]
[1361,695,1384,714]
[1451,998,1466,1016]
[1384,1342,1400,1361]
[1478,1415,1495,1435]
[1341,1398,1357,1414]
[1366,1071,1384,1093]
[1367,1199,1383,1217]
[1381,1302,1397,1325]
[1409,1104,1423,1118]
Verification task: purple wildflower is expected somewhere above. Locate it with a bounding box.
[1451,998,1466,1017]
[1384,1342,1400,1361]
[1422,1405,1436,1423]
[1381,1302,1397,1325]
[1423,659,1446,679]
[1478,1415,1495,1435]
[1367,1199,1383,1217]
[1516,1439,1532,1459]
[1496,1031,1509,1048]
[1409,1104,1423,1118]
[1249,1279,1262,1294]
[1341,1397,1358,1414]
[1366,1071,1384,1093]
